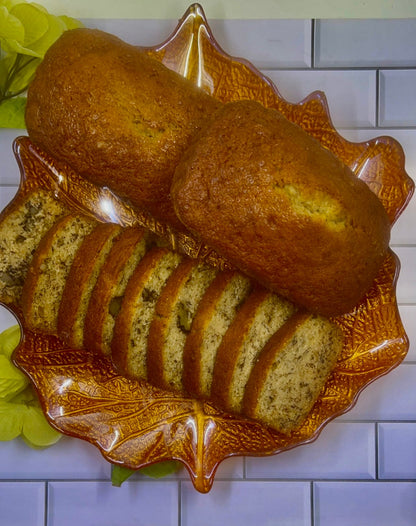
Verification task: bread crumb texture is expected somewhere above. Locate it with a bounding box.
[21,215,96,333]
[243,313,343,434]
[0,190,68,304]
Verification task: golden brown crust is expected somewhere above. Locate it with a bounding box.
[182,270,243,398]
[242,311,343,434]
[0,190,68,307]
[20,219,65,330]
[57,222,122,347]
[22,215,97,333]
[146,258,197,391]
[172,99,391,316]
[210,286,271,411]
[111,247,172,376]
[25,28,221,230]
[83,226,148,354]
[242,311,310,418]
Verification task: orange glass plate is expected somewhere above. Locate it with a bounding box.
[2,4,414,493]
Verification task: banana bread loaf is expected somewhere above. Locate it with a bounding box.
[0,193,343,433]
[25,28,221,230]
[171,99,391,317]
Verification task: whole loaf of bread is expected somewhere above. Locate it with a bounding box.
[171,100,391,317]
[25,28,221,230]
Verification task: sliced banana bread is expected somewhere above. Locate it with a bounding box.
[182,270,252,399]
[57,222,123,349]
[0,190,68,305]
[147,259,218,392]
[83,226,149,355]
[243,312,343,434]
[21,214,96,333]
[111,247,182,381]
[210,286,296,413]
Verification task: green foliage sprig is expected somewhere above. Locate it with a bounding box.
[0,325,62,447]
[0,0,83,128]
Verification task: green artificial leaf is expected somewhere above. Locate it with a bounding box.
[0,54,15,91]
[0,354,28,400]
[0,96,26,127]
[111,461,182,486]
[0,4,24,45]
[9,384,36,404]
[111,465,136,487]
[0,325,62,448]
[59,14,84,30]
[29,12,66,58]
[0,1,84,125]
[10,2,49,48]
[0,3,56,58]
[21,404,62,448]
[0,399,25,440]
[3,54,40,94]
[0,1,23,10]
[6,385,62,448]
[139,460,182,478]
[0,324,21,359]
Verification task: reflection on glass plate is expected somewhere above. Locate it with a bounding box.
[1,4,414,493]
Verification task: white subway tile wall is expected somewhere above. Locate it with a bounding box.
[315,19,416,68]
[378,423,416,480]
[379,69,416,127]
[265,69,378,127]
[0,482,46,526]
[314,481,416,526]
[0,17,415,526]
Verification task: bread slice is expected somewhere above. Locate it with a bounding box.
[21,214,96,333]
[147,259,218,392]
[83,226,149,355]
[111,247,182,381]
[57,222,123,349]
[0,190,68,305]
[210,286,296,413]
[243,312,343,434]
[182,270,252,399]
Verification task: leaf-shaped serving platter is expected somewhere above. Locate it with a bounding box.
[2,4,414,493]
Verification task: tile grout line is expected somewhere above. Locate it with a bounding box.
[310,480,315,526]
[44,481,49,526]
[375,422,380,480]
[376,69,381,127]
[311,19,316,69]
[258,65,416,73]
[178,480,182,526]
